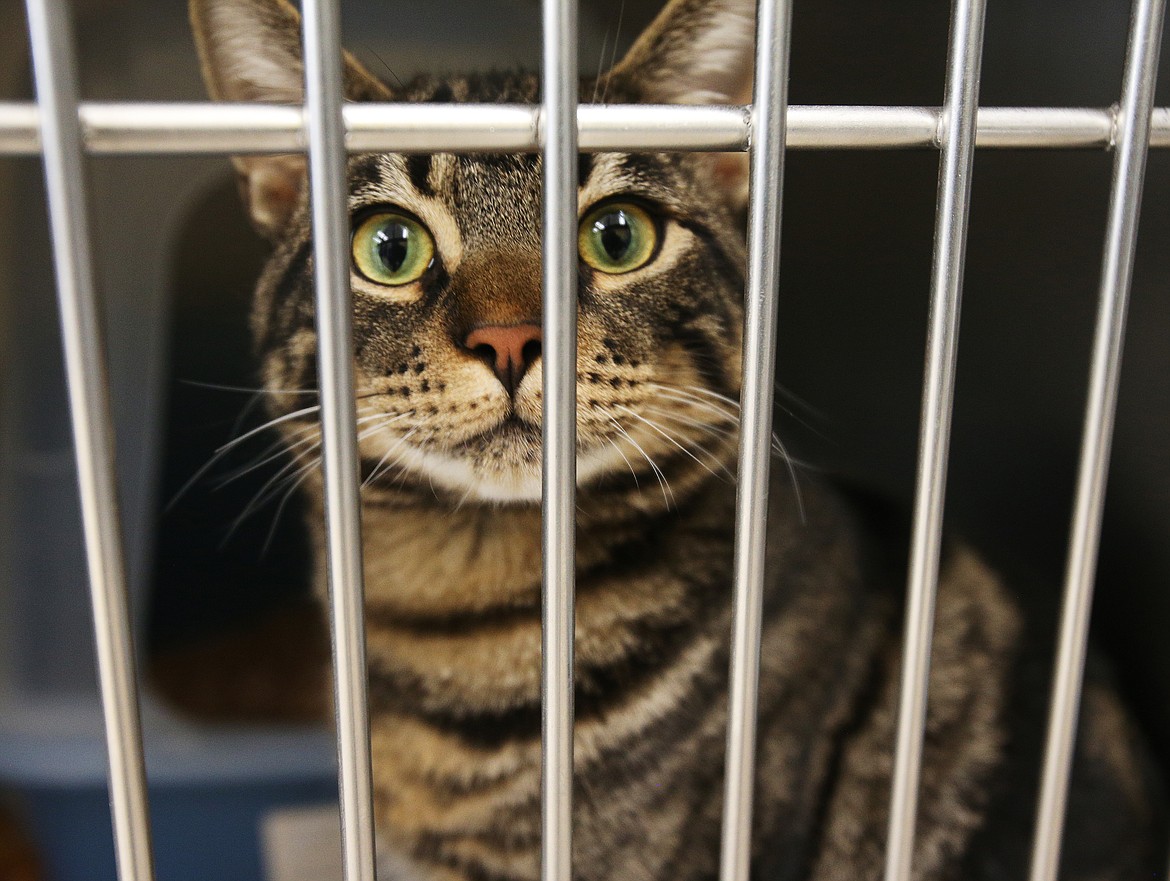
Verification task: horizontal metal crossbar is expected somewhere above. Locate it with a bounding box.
[1,102,1169,155]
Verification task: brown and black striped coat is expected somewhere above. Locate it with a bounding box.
[190,0,1163,877]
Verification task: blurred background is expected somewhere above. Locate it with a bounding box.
[0,0,1166,878]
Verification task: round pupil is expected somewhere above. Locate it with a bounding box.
[375,222,411,273]
[596,212,633,261]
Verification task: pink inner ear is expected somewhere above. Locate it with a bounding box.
[711,153,750,207]
[240,157,305,237]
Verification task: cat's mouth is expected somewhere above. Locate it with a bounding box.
[355,404,638,502]
[453,412,540,453]
[356,407,545,498]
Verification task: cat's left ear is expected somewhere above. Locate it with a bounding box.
[602,0,755,209]
[190,0,393,238]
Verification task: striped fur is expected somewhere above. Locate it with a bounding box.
[190,0,1163,877]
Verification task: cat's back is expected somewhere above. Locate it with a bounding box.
[767,478,1165,880]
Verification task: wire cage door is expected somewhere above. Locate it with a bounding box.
[7,0,1169,879]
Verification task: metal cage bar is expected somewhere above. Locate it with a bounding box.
[540,1,579,881]
[299,0,379,879]
[1028,0,1167,878]
[718,1,794,881]
[21,1,156,880]
[2,103,1170,155]
[883,0,987,877]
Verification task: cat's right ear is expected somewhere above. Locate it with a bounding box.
[189,0,392,238]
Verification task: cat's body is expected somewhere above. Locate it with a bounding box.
[341,473,1156,881]
[189,0,1163,877]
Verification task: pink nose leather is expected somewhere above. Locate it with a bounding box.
[465,323,543,395]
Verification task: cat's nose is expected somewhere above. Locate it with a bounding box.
[464,323,543,396]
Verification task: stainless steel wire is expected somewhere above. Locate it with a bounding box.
[718,2,794,881]
[539,0,578,880]
[2,103,1170,155]
[300,0,378,879]
[1028,0,1166,878]
[883,0,987,877]
[22,1,155,879]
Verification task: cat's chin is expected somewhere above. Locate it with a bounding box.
[361,434,638,504]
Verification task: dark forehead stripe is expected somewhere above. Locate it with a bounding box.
[350,154,383,186]
[407,154,433,196]
[617,152,683,186]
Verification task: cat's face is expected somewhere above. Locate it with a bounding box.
[192,0,755,505]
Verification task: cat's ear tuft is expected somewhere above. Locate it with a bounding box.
[189,0,392,103]
[604,0,755,106]
[190,0,305,104]
[189,0,393,237]
[603,0,755,211]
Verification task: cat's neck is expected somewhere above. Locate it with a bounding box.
[307,472,734,622]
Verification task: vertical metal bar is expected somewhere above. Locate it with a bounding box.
[22,1,155,879]
[299,1,378,879]
[540,0,578,877]
[883,0,986,878]
[718,2,794,880]
[1028,1,1165,878]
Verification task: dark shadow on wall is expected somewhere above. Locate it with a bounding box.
[771,0,1170,768]
[147,179,328,724]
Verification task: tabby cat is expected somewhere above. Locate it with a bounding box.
[189,0,1163,878]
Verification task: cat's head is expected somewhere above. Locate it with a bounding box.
[191,0,754,507]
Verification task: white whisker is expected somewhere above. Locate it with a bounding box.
[645,383,741,424]
[609,416,673,508]
[210,409,403,492]
[770,431,807,524]
[677,383,745,413]
[591,29,609,104]
[452,481,477,512]
[225,412,398,540]
[649,381,808,518]
[213,423,321,489]
[179,379,321,396]
[166,403,323,511]
[606,436,641,488]
[615,405,733,482]
[261,463,319,556]
[224,446,320,546]
[599,0,624,104]
[362,424,418,488]
[643,404,738,441]
[214,403,323,454]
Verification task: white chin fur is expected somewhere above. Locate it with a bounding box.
[369,438,634,504]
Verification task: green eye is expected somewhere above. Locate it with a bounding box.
[578,202,658,274]
[352,211,435,286]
